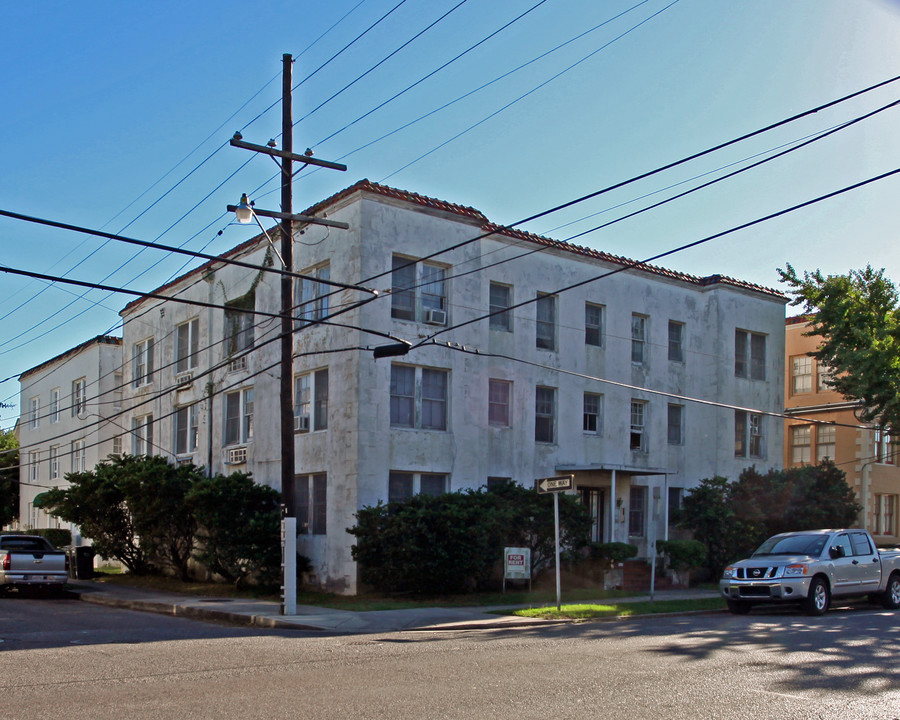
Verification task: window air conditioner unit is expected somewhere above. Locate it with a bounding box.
[225,446,247,465]
[425,308,447,326]
[294,415,310,432]
[177,457,193,467]
[176,373,193,387]
[228,356,247,373]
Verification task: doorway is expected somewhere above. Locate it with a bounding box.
[580,488,605,542]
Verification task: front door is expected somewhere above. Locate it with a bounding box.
[580,488,605,542]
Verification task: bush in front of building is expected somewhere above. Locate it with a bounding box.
[349,480,592,595]
[589,541,639,569]
[30,528,73,549]
[655,539,706,573]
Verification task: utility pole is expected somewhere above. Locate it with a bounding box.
[228,53,347,615]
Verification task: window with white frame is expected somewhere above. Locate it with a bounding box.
[629,486,646,537]
[489,282,512,332]
[535,386,556,443]
[132,338,154,388]
[49,445,60,480]
[791,356,812,394]
[296,262,331,326]
[296,473,327,535]
[29,397,39,430]
[631,314,647,364]
[224,293,255,356]
[72,378,87,417]
[735,329,766,380]
[667,403,684,445]
[488,379,511,427]
[535,293,556,351]
[390,365,448,430]
[816,424,836,461]
[131,415,154,456]
[791,425,811,464]
[875,427,895,464]
[388,471,448,503]
[113,373,123,410]
[71,439,86,473]
[112,434,123,456]
[175,318,200,375]
[224,389,254,446]
[874,494,897,536]
[174,405,199,455]
[735,410,765,458]
[50,388,60,423]
[28,451,39,484]
[585,303,604,347]
[583,392,602,434]
[390,255,447,324]
[817,361,834,391]
[630,401,647,452]
[668,320,684,363]
[294,369,328,433]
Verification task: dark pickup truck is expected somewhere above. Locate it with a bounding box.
[0,534,69,594]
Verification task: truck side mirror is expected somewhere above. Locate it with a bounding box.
[829,545,845,559]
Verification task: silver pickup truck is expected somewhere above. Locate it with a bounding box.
[0,534,69,594]
[720,529,900,616]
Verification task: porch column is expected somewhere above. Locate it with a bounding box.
[610,469,617,543]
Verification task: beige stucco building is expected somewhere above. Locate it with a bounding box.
[784,317,899,546]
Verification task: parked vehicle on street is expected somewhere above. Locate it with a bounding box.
[0,534,69,595]
[720,529,900,615]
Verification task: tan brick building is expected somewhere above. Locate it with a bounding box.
[785,317,899,546]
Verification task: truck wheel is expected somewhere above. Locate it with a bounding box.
[803,577,830,616]
[882,572,900,610]
[726,599,752,615]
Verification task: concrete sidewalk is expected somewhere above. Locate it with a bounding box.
[66,580,721,634]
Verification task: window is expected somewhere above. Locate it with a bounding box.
[791,356,812,394]
[735,330,766,380]
[388,471,448,503]
[875,427,895,464]
[390,365,448,430]
[390,256,447,323]
[296,263,330,325]
[631,314,647,364]
[113,374,123,410]
[585,303,604,347]
[630,401,647,452]
[667,404,683,445]
[791,425,811,464]
[49,446,60,480]
[175,318,200,374]
[535,386,556,443]
[50,388,59,424]
[629,486,646,537]
[583,393,602,434]
[294,369,328,433]
[667,321,684,363]
[224,389,254,446]
[296,474,327,535]
[112,434,123,456]
[132,415,154,456]
[735,411,765,458]
[174,405,199,455]
[29,397,39,430]
[489,282,512,332]
[28,451,39,484]
[224,293,255,356]
[874,494,897,536]
[668,487,683,528]
[132,339,154,387]
[535,293,556,351]
[816,424,835,461]
[71,439,86,472]
[488,379,511,427]
[817,362,834,391]
[850,531,872,556]
[71,378,86,417]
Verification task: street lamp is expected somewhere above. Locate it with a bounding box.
[228,53,347,616]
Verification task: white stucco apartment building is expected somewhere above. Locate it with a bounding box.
[112,180,786,594]
[17,335,123,532]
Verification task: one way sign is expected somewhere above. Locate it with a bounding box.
[535,475,574,494]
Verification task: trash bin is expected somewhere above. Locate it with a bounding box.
[73,546,95,579]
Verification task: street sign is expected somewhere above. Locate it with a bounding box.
[535,475,574,494]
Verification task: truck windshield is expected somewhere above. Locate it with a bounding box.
[752,534,827,557]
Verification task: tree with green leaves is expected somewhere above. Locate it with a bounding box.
[0,428,19,528]
[778,263,900,428]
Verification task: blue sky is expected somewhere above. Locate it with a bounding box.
[3,0,900,427]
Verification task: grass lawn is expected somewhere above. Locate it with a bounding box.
[505,597,726,620]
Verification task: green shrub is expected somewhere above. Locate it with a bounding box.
[656,539,706,571]
[31,528,72,549]
[589,542,638,568]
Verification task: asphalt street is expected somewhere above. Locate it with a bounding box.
[1,596,898,719]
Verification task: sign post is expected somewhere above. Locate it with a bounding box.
[535,475,574,611]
